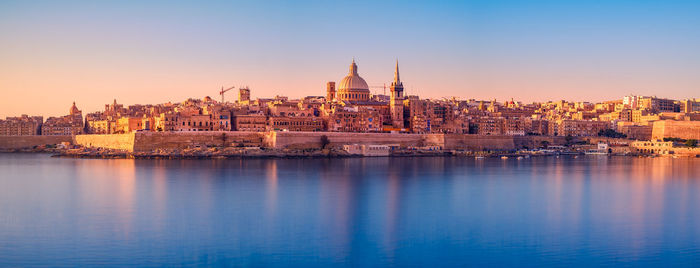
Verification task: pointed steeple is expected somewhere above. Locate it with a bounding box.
[394,59,401,85]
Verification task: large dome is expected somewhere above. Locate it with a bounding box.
[337,59,370,102]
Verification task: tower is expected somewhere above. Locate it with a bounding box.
[390,60,405,128]
[326,82,336,102]
[239,87,251,104]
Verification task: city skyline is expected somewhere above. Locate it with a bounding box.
[2,0,700,117]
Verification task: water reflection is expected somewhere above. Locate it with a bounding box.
[0,154,699,266]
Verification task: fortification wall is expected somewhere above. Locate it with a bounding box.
[74,134,135,151]
[133,131,264,152]
[513,135,568,149]
[267,131,444,149]
[71,131,589,152]
[443,134,515,150]
[0,135,73,150]
[652,120,700,140]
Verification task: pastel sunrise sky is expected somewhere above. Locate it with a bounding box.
[1,0,699,117]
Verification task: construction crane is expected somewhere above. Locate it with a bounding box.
[219,86,235,103]
[369,83,387,95]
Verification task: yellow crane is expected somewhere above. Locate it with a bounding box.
[219,86,235,103]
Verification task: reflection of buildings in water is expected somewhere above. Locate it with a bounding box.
[314,157,410,260]
[265,160,278,216]
[649,157,672,183]
[76,159,136,238]
[317,158,354,260]
[150,159,169,233]
[616,157,670,256]
[382,171,401,257]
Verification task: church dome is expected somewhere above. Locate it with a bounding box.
[337,59,370,102]
[69,102,81,115]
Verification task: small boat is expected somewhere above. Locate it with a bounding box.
[501,156,509,160]
[475,156,485,160]
[516,156,523,160]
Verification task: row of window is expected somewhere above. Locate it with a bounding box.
[339,93,368,99]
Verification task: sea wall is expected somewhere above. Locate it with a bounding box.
[265,131,444,149]
[133,131,264,152]
[74,133,136,151]
[443,134,515,150]
[513,135,568,149]
[652,120,700,140]
[71,132,585,152]
[0,135,73,150]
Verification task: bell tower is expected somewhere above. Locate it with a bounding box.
[390,60,405,128]
[326,82,336,102]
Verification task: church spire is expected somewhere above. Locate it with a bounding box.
[394,59,401,85]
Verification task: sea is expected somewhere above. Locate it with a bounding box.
[1,153,699,267]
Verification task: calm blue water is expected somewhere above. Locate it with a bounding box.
[0,153,699,267]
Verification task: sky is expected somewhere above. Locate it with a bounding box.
[1,0,699,117]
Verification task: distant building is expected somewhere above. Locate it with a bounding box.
[239,87,251,104]
[0,115,43,136]
[327,106,383,132]
[233,114,267,132]
[326,82,336,102]
[268,116,324,132]
[42,102,83,135]
[555,120,610,137]
[680,99,700,113]
[638,96,677,113]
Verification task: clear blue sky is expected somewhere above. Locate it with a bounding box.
[1,0,699,117]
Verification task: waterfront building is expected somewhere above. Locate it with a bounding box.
[471,116,505,135]
[175,114,214,131]
[503,117,526,136]
[0,115,42,136]
[233,114,267,131]
[343,144,390,156]
[114,116,143,133]
[155,112,178,132]
[524,118,549,135]
[555,120,610,137]
[268,116,324,132]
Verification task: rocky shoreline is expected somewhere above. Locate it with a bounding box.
[1,144,683,159]
[1,147,656,160]
[50,147,461,159]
